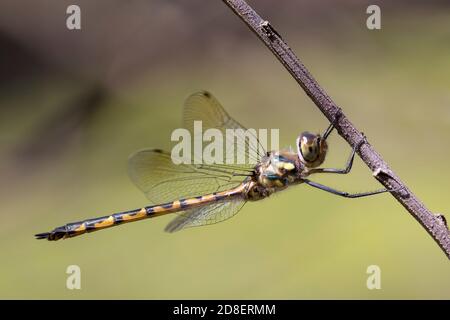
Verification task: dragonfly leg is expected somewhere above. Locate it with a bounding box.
[311,133,367,175]
[322,109,343,140]
[309,147,355,175]
[303,178,391,198]
[322,122,335,140]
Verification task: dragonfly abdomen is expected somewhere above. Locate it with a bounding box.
[35,184,247,241]
[35,208,150,241]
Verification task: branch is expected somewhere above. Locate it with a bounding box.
[222,0,450,259]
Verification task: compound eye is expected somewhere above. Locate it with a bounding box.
[298,132,319,162]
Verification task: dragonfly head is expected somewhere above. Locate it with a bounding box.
[296,132,328,168]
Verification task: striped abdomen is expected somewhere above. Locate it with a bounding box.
[35,184,246,241]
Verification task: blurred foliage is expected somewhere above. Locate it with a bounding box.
[0,1,449,299]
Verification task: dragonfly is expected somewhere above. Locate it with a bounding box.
[36,91,393,241]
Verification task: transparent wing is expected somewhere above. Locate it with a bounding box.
[164,197,246,233]
[129,91,266,203]
[183,91,266,168]
[128,149,252,204]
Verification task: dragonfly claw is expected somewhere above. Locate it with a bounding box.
[35,226,67,241]
[34,232,51,240]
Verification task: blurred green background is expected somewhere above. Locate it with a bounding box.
[0,0,449,299]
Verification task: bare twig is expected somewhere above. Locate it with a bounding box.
[222,0,450,259]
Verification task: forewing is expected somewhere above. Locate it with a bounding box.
[129,91,262,204]
[183,91,266,168]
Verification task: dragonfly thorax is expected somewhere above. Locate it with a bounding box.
[246,150,301,201]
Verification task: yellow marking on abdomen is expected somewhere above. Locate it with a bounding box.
[121,208,147,221]
[74,223,86,232]
[171,200,181,210]
[152,206,166,213]
[94,216,115,228]
[183,198,201,206]
[201,194,215,201]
